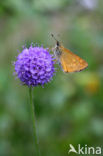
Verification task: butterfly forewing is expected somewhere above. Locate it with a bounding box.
[59,46,88,73]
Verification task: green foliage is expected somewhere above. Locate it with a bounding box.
[0,0,103,155]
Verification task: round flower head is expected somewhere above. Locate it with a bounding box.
[14,44,55,87]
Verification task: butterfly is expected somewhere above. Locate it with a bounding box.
[51,34,88,73]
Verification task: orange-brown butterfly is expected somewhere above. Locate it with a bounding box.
[51,34,88,73]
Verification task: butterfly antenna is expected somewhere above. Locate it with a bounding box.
[51,33,60,46]
[51,34,57,41]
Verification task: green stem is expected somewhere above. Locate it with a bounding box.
[29,87,40,156]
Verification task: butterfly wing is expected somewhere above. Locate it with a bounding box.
[59,46,88,73]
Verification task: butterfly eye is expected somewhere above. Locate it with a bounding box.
[57,41,60,46]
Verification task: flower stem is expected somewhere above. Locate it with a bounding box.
[29,87,40,156]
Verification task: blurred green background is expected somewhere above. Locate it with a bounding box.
[0,0,103,155]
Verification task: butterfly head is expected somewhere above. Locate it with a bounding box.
[51,33,62,56]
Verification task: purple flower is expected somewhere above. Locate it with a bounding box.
[14,45,55,87]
